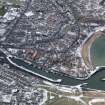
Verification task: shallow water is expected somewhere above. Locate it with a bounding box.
[91,36,105,66]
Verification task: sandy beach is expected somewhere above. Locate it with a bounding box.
[81,31,105,69]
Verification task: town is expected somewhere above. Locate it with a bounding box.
[0,0,105,105]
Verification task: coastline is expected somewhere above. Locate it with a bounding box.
[6,56,62,83]
[1,26,105,84]
[1,47,105,90]
[81,30,105,70]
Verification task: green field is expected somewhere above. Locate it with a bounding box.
[39,85,84,105]
[48,98,83,105]
[36,84,105,105]
[0,0,21,5]
[0,0,24,16]
[0,6,5,16]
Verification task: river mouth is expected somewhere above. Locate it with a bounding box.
[91,35,105,67]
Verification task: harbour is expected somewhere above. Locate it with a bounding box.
[1,49,105,91]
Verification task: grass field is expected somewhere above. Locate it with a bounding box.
[0,6,5,16]
[38,83,105,105]
[0,0,21,4]
[48,98,83,105]
[0,0,25,16]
